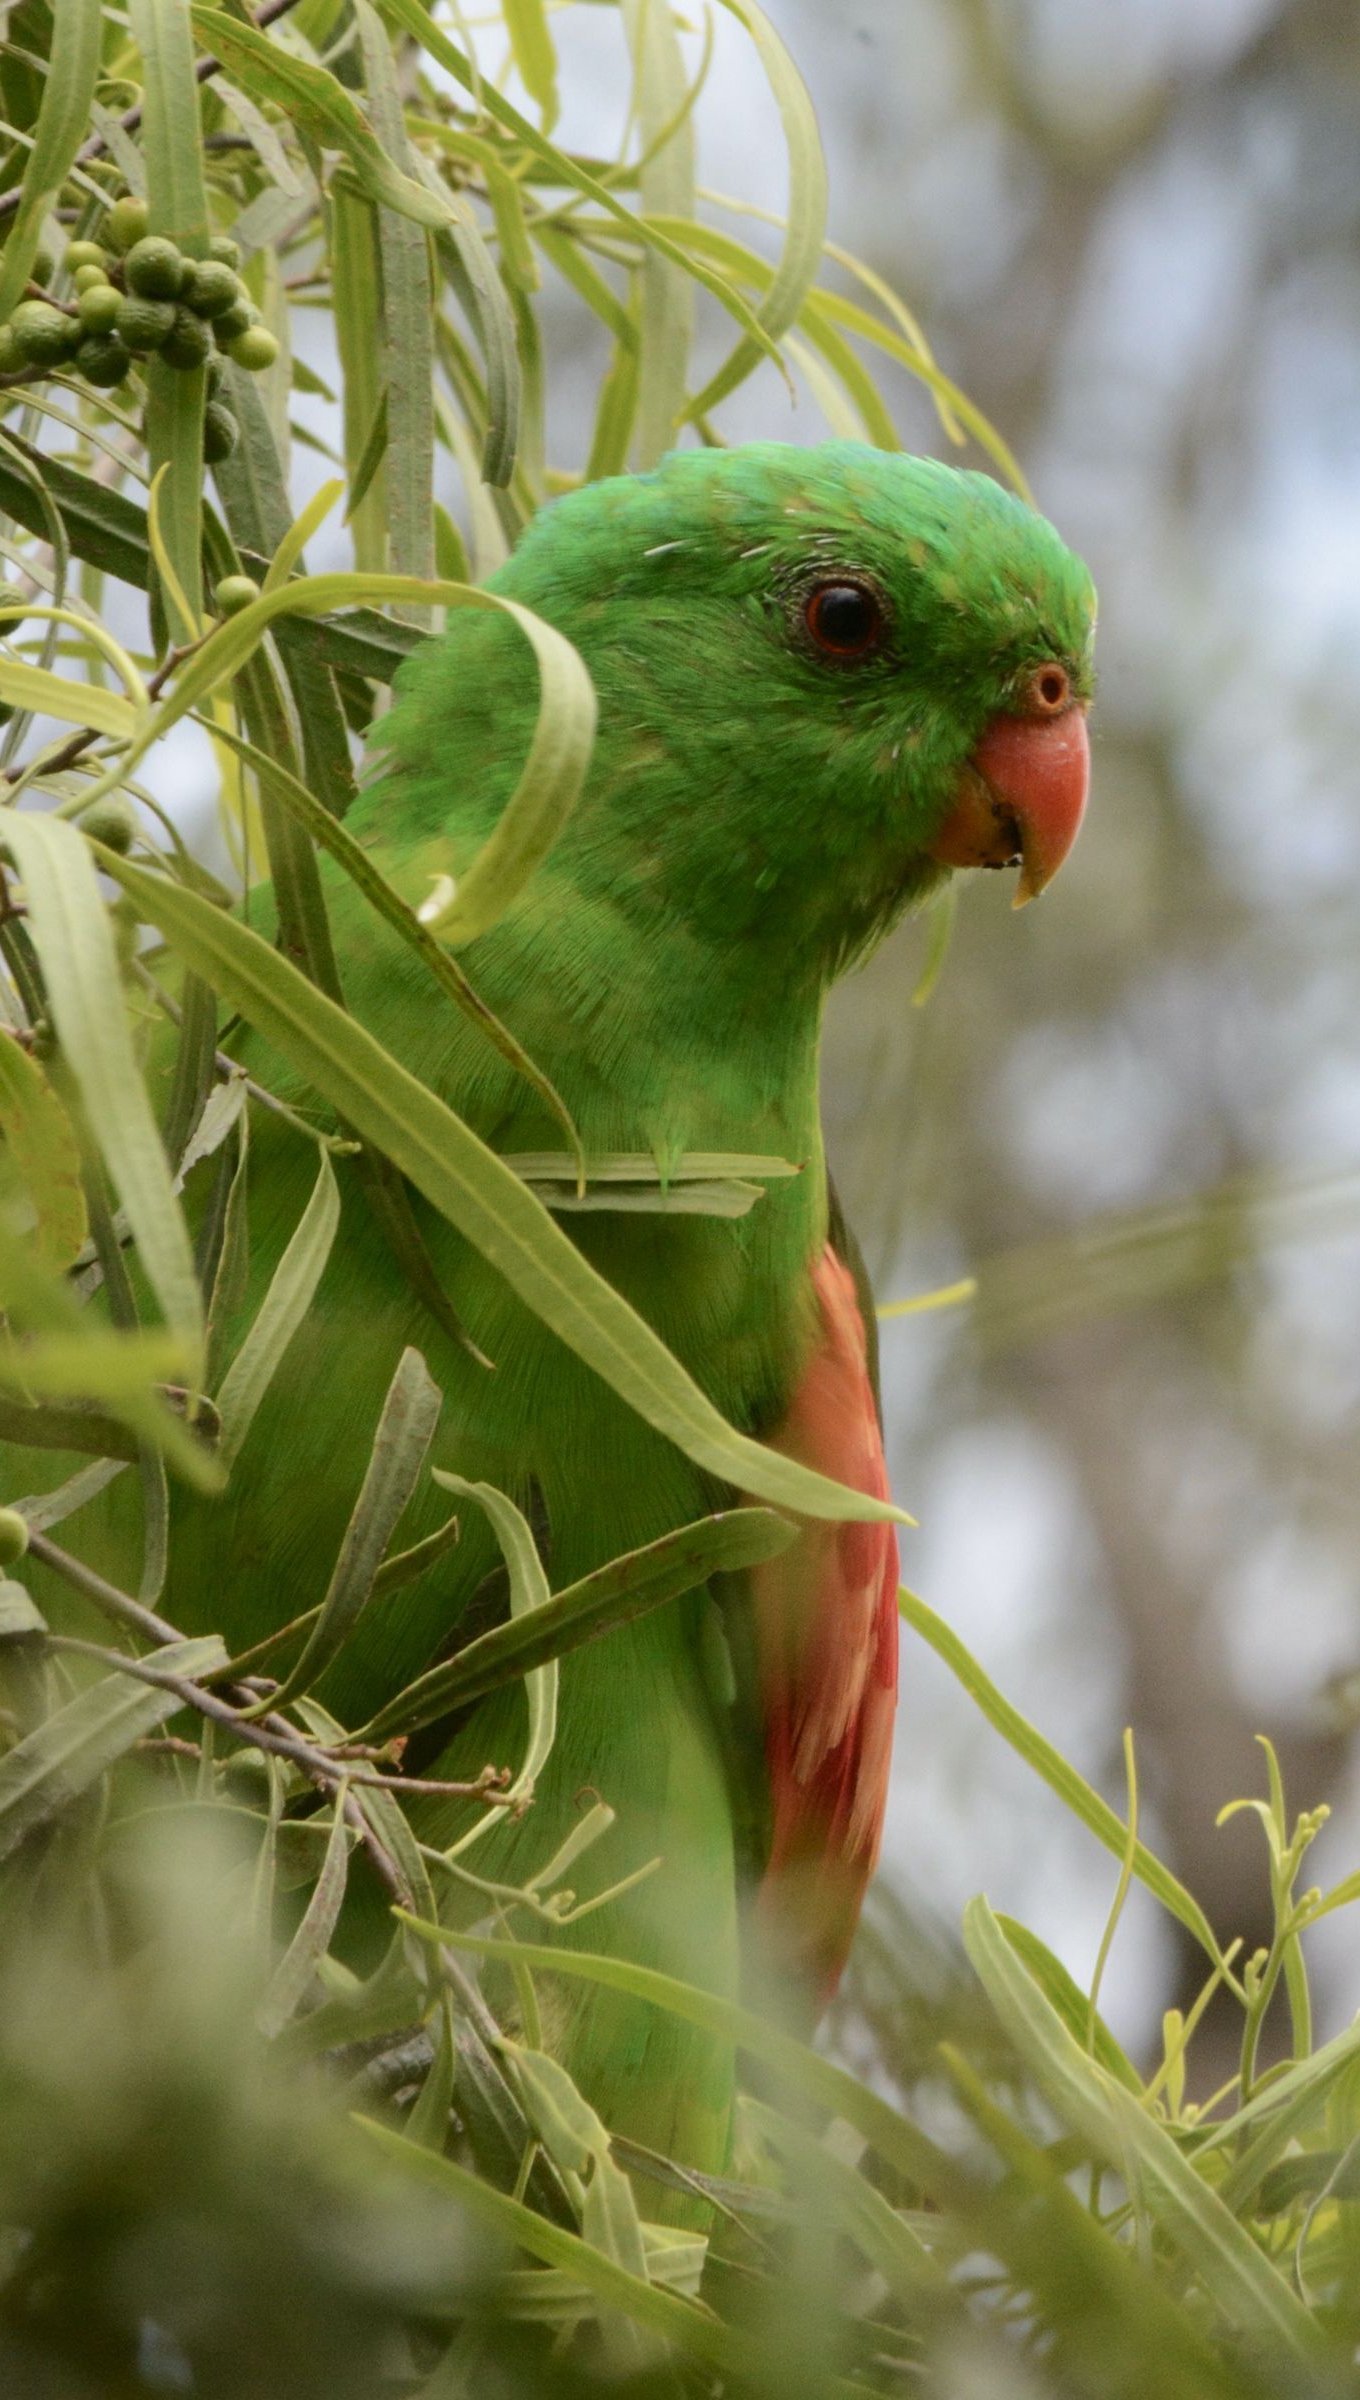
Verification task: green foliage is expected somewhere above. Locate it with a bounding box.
[0,3,1358,2395]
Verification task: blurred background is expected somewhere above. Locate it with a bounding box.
[166,0,1360,2072]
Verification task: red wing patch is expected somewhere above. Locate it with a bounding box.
[750,1244,900,2001]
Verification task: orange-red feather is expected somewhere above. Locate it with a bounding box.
[750,1244,900,2000]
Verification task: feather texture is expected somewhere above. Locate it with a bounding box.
[751,1244,899,1999]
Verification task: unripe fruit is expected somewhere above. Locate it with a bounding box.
[77,282,122,334]
[105,195,150,254]
[213,574,260,615]
[205,349,226,391]
[124,235,186,300]
[203,400,240,464]
[114,294,176,353]
[181,259,242,320]
[31,247,54,287]
[73,262,110,295]
[75,332,131,389]
[212,299,254,345]
[78,795,138,853]
[10,299,77,365]
[0,326,20,374]
[0,583,27,633]
[160,304,211,370]
[0,1510,29,1567]
[208,234,242,270]
[226,324,278,373]
[66,240,109,273]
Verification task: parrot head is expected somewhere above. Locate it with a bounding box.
[382,441,1096,978]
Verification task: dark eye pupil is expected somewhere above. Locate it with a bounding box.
[807,582,880,655]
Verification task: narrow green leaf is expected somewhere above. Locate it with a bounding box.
[84,575,595,952]
[191,9,455,230]
[503,0,559,128]
[378,0,780,369]
[0,1634,226,1859]
[0,1032,87,1270]
[361,1507,796,1743]
[435,202,523,489]
[97,850,906,1529]
[357,2119,865,2396]
[0,812,203,1359]
[403,1925,944,2191]
[14,1457,126,1535]
[900,1589,1231,1976]
[0,659,135,736]
[962,1898,1323,2362]
[213,1149,340,1471]
[406,1991,457,2149]
[683,0,826,423]
[581,2153,658,2373]
[746,2100,956,2311]
[431,1472,555,1810]
[264,1347,442,1711]
[275,1925,430,2062]
[0,446,148,589]
[202,721,583,1169]
[502,2037,605,2177]
[994,1914,1143,2095]
[345,385,390,532]
[131,0,211,637]
[0,0,101,320]
[256,1781,352,2037]
[621,0,695,463]
[129,0,212,250]
[145,422,206,644]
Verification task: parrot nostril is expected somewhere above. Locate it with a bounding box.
[1031,664,1070,714]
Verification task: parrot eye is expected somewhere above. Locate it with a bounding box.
[1028,662,1072,714]
[802,578,886,661]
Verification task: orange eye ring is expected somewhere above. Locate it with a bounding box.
[803,578,885,660]
[1028,662,1072,715]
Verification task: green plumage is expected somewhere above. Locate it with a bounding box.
[18,444,1095,2182]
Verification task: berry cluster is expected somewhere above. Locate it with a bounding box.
[0,196,279,459]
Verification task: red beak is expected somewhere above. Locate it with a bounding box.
[927,704,1090,907]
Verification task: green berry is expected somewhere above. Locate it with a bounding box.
[105,195,150,255]
[114,294,176,353]
[203,399,240,465]
[78,795,139,853]
[160,304,211,370]
[0,325,20,375]
[213,573,260,615]
[66,239,109,273]
[0,583,27,634]
[75,332,131,389]
[208,234,242,270]
[124,235,186,300]
[10,299,78,366]
[181,258,242,320]
[0,1510,28,1568]
[226,324,278,373]
[31,247,54,288]
[73,262,110,295]
[77,282,122,334]
[212,298,255,345]
[205,349,226,392]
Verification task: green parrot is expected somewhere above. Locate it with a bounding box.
[21,442,1094,2183]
